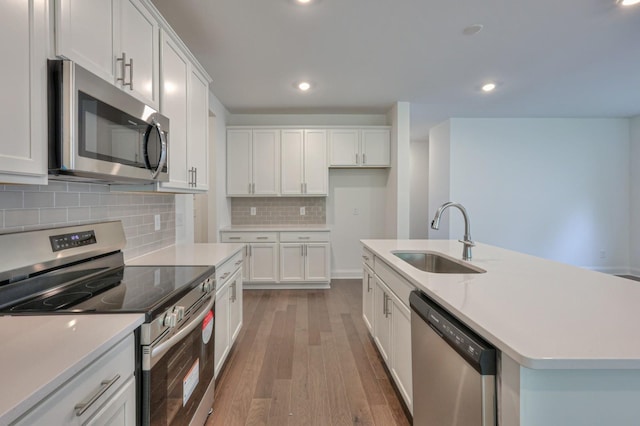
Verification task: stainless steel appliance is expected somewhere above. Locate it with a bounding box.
[410,290,496,425]
[0,222,215,426]
[48,59,169,183]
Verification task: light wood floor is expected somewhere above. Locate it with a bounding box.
[207,279,411,426]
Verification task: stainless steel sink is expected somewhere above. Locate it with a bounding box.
[393,252,486,274]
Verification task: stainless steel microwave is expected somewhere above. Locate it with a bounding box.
[48,60,169,183]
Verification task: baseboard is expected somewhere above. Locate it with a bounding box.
[331,269,362,279]
[244,282,330,290]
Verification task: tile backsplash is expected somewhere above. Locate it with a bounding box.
[231,197,326,225]
[0,182,175,260]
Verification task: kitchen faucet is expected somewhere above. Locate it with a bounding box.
[431,202,475,260]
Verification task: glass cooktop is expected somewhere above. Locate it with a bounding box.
[0,265,213,316]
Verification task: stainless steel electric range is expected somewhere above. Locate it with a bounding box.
[0,221,216,426]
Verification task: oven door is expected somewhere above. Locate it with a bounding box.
[142,295,215,426]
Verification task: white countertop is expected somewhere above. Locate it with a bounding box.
[0,314,144,424]
[362,239,640,370]
[220,224,330,232]
[128,243,245,266]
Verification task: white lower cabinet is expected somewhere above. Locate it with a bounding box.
[362,265,375,332]
[221,230,330,287]
[365,249,413,414]
[15,334,136,425]
[214,256,243,378]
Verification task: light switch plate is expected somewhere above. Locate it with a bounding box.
[250,207,256,216]
[300,206,306,216]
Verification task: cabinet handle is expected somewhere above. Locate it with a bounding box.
[298,236,310,240]
[221,272,231,280]
[356,153,359,164]
[367,275,371,292]
[363,153,366,164]
[194,167,198,186]
[235,259,243,266]
[362,255,369,261]
[228,237,241,240]
[126,57,134,90]
[74,374,121,416]
[252,183,255,193]
[249,245,252,256]
[301,245,304,256]
[304,182,307,193]
[248,183,252,193]
[301,182,304,193]
[116,52,127,86]
[231,282,236,301]
[256,236,268,240]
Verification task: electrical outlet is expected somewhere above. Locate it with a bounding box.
[353,208,360,215]
[300,206,306,216]
[599,250,606,259]
[250,207,256,216]
[154,214,161,231]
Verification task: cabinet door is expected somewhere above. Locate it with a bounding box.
[188,68,209,190]
[305,243,330,282]
[280,243,305,281]
[362,266,374,332]
[361,129,390,166]
[280,129,304,195]
[329,129,359,166]
[229,270,243,342]
[252,130,280,195]
[118,0,159,107]
[303,129,328,195]
[249,243,279,282]
[84,376,136,426]
[227,130,252,195]
[214,283,230,378]
[160,31,189,189]
[389,292,413,413]
[373,278,391,363]
[0,0,47,184]
[56,0,115,83]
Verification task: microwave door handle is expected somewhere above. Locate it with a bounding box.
[144,120,167,179]
[150,295,214,361]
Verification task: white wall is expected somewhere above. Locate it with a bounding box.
[427,120,451,239]
[385,102,411,239]
[630,115,640,275]
[410,139,429,238]
[327,169,388,278]
[440,118,630,272]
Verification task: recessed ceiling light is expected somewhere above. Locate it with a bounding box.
[463,24,484,36]
[618,0,640,6]
[297,0,312,3]
[481,82,496,92]
[297,81,311,91]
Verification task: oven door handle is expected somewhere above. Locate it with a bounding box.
[151,295,214,361]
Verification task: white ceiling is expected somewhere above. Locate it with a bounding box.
[151,0,640,140]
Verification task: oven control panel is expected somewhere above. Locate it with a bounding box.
[49,230,97,252]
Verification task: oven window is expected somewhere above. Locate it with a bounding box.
[77,91,165,171]
[148,312,215,425]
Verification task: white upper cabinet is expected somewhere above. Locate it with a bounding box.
[0,0,48,184]
[227,129,280,196]
[329,127,391,167]
[56,0,159,108]
[281,129,328,196]
[188,68,209,190]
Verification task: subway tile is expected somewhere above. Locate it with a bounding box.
[0,192,24,209]
[24,192,54,208]
[55,192,80,207]
[39,182,67,192]
[5,209,39,227]
[80,193,100,206]
[90,184,109,193]
[68,207,91,222]
[40,208,68,224]
[68,182,91,192]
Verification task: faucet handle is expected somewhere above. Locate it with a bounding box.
[459,239,475,247]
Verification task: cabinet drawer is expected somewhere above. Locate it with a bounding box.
[15,334,135,425]
[374,257,415,308]
[216,250,244,284]
[221,232,278,243]
[362,247,374,269]
[279,231,330,242]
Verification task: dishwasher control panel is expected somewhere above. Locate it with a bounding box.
[427,309,486,363]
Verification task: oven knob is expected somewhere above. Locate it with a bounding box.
[163,312,177,328]
[174,306,185,321]
[202,278,214,293]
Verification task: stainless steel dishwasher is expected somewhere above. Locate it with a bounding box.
[410,290,496,425]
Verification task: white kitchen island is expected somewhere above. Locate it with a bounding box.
[362,239,640,426]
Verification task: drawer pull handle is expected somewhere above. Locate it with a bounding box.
[221,272,231,280]
[228,237,241,240]
[234,260,243,266]
[362,255,369,261]
[256,237,268,240]
[298,237,310,240]
[75,374,121,416]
